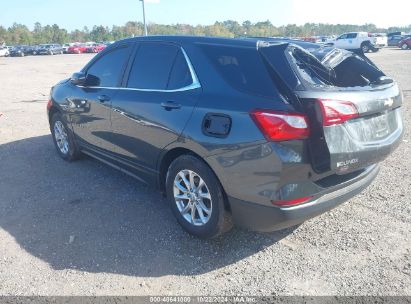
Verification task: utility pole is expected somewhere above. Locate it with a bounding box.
[140,0,148,36]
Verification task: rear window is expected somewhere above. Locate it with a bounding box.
[201,45,278,98]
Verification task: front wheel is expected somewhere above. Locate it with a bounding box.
[166,155,232,238]
[51,113,81,161]
[401,43,409,50]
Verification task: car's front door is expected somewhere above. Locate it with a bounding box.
[335,34,349,48]
[69,43,134,153]
[110,42,201,179]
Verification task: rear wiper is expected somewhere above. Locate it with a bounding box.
[373,76,394,85]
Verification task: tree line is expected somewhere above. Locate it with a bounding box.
[1,21,411,45]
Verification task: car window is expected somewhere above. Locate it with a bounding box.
[338,34,348,39]
[167,50,193,90]
[346,33,358,39]
[201,45,278,98]
[127,43,179,90]
[86,45,132,87]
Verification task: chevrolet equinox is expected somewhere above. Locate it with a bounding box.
[47,36,403,238]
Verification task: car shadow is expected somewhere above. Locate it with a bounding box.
[0,135,295,277]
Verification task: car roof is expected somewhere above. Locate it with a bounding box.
[118,35,267,48]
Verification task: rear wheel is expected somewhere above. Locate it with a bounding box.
[361,42,371,53]
[51,113,80,161]
[166,155,232,238]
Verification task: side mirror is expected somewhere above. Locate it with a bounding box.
[70,72,86,86]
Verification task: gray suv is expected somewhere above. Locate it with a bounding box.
[47,36,403,238]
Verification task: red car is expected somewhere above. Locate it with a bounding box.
[86,44,106,53]
[398,37,411,50]
[67,44,87,54]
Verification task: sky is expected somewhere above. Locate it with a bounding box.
[1,0,410,30]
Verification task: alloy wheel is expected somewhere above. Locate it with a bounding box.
[173,169,212,226]
[54,120,69,155]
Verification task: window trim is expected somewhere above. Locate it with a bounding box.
[125,45,201,92]
[82,46,201,93]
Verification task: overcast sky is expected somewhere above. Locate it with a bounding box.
[1,0,410,30]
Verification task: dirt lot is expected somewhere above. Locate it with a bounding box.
[0,49,410,296]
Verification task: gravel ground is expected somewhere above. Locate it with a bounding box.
[0,49,410,296]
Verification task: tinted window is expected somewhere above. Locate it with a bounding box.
[338,34,347,39]
[201,45,277,98]
[86,45,131,87]
[167,50,192,90]
[127,43,179,90]
[346,33,358,39]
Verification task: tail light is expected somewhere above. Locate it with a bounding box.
[250,110,310,141]
[317,99,359,126]
[272,196,313,207]
[47,99,53,110]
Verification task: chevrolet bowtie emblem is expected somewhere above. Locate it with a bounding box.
[384,98,394,107]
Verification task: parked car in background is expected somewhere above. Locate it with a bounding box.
[37,44,64,55]
[62,43,74,54]
[0,46,9,57]
[86,43,107,53]
[47,36,403,238]
[328,32,387,52]
[27,45,41,55]
[388,34,410,47]
[67,44,88,54]
[398,37,411,50]
[312,36,336,44]
[9,45,31,57]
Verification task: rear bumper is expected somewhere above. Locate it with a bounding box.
[228,164,379,232]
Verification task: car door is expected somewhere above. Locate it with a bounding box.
[69,43,134,153]
[334,34,348,48]
[346,33,358,48]
[110,42,201,179]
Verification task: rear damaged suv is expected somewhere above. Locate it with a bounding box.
[48,36,403,238]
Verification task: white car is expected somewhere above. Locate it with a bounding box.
[328,32,387,53]
[0,47,9,57]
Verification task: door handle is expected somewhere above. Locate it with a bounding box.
[161,101,181,111]
[97,95,111,103]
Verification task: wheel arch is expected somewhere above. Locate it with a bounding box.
[48,105,61,125]
[158,147,231,212]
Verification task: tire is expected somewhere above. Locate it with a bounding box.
[371,47,380,53]
[50,112,80,161]
[401,43,409,50]
[361,43,371,53]
[166,155,232,238]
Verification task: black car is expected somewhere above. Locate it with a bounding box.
[9,45,31,57]
[47,36,403,238]
[37,44,63,55]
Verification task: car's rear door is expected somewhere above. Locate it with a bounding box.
[69,43,134,152]
[110,42,201,179]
